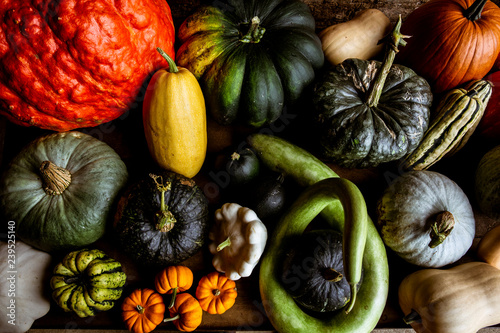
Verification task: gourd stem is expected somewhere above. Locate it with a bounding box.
[212,289,221,296]
[240,16,266,43]
[168,287,178,309]
[429,211,455,248]
[39,161,72,195]
[403,309,422,324]
[464,0,487,21]
[149,174,177,232]
[164,314,180,323]
[217,236,231,251]
[136,305,145,314]
[366,15,409,108]
[156,47,179,73]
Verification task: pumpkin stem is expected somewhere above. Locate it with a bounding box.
[403,309,422,324]
[217,236,231,251]
[322,267,343,282]
[464,0,488,21]
[150,174,177,232]
[156,47,179,73]
[136,304,145,314]
[212,289,221,296]
[366,15,410,108]
[240,16,266,43]
[429,211,455,248]
[168,287,178,309]
[39,161,72,195]
[164,314,180,323]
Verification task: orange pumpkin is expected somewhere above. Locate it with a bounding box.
[155,265,194,308]
[196,271,237,314]
[121,288,166,333]
[397,0,500,94]
[164,293,203,332]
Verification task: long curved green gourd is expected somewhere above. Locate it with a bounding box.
[248,133,389,333]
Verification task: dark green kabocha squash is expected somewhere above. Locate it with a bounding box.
[175,0,324,127]
[312,17,432,168]
[281,229,362,313]
[113,171,210,267]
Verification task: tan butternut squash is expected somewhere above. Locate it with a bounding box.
[319,9,392,66]
[143,48,207,178]
[399,261,500,333]
[477,224,500,269]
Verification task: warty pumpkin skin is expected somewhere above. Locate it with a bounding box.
[0,131,128,252]
[399,261,500,333]
[113,171,210,267]
[397,0,500,94]
[176,0,324,127]
[0,0,175,131]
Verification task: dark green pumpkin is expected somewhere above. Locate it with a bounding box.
[50,248,127,318]
[0,131,128,252]
[281,229,359,313]
[312,18,433,168]
[176,0,324,127]
[113,171,209,267]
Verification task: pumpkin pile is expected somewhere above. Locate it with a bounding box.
[2,0,500,332]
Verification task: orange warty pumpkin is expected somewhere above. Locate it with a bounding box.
[165,293,203,332]
[122,288,166,333]
[154,265,194,308]
[397,0,500,94]
[0,0,175,131]
[196,271,237,314]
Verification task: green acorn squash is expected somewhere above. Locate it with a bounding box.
[0,131,128,252]
[175,0,324,127]
[50,248,127,318]
[312,17,433,168]
[113,171,210,267]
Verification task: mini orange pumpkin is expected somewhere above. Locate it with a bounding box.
[164,293,203,332]
[122,288,166,333]
[196,271,237,314]
[155,265,194,308]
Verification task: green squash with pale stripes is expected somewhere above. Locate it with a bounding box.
[400,79,493,171]
[50,249,127,318]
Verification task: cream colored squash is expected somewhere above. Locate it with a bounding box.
[319,9,392,65]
